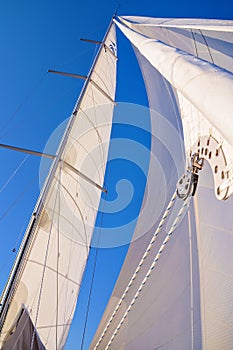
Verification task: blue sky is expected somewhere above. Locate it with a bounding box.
[0,1,232,349]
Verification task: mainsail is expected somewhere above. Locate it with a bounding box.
[90,17,233,349]
[0,23,117,349]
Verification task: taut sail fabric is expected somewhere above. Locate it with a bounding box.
[0,24,117,350]
[90,18,233,349]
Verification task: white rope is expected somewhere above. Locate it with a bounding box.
[105,195,191,349]
[94,190,178,349]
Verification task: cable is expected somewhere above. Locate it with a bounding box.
[0,154,29,194]
[80,190,107,350]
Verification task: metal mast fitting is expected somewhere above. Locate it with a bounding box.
[176,153,203,201]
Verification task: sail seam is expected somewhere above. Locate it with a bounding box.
[27,260,81,285]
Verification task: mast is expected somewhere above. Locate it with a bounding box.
[0,17,117,349]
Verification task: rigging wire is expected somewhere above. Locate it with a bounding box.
[0,174,37,222]
[93,190,177,348]
[191,29,199,58]
[0,73,47,140]
[0,208,31,280]
[56,165,62,350]
[199,30,215,65]
[0,154,29,194]
[80,189,108,350]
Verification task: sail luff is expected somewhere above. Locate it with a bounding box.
[114,19,233,148]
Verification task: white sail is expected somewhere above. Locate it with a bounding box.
[90,18,233,349]
[116,19,233,148]
[0,23,117,350]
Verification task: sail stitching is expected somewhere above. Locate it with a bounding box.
[104,195,191,349]
[0,175,38,222]
[94,190,178,349]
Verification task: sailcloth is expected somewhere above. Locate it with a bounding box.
[90,17,233,349]
[0,24,117,349]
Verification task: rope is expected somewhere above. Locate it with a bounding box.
[94,190,178,349]
[0,73,47,140]
[199,30,214,65]
[191,29,198,58]
[80,189,107,350]
[105,195,191,349]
